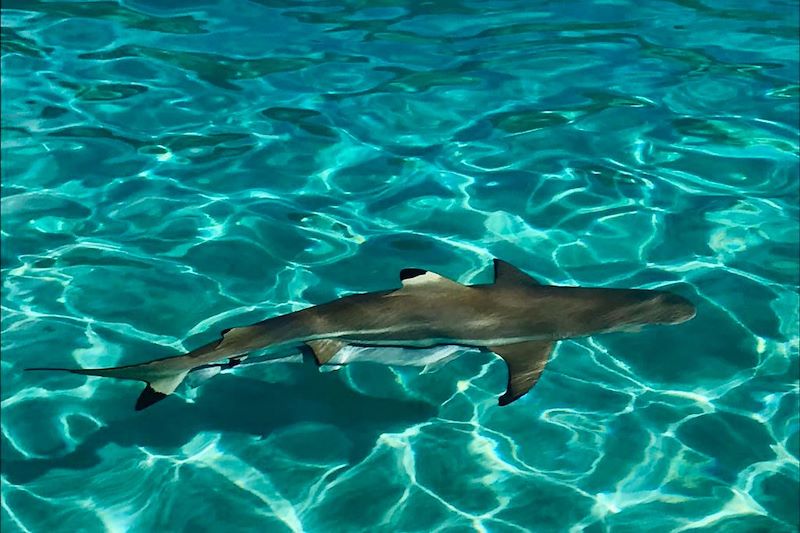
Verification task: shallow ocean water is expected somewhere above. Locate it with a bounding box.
[1,0,798,531]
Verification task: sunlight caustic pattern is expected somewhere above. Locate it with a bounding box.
[1,0,798,531]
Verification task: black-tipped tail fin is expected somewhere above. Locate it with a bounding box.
[26,364,189,411]
[136,386,167,410]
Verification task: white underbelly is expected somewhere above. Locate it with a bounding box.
[186,345,466,389]
[327,344,464,367]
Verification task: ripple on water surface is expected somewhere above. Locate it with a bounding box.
[1,0,798,532]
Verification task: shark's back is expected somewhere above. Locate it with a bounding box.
[26,259,695,411]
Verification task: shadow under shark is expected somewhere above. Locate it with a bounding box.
[27,259,696,411]
[3,365,436,484]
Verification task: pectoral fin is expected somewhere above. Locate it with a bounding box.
[306,339,348,365]
[490,340,554,406]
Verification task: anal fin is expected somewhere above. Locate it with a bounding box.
[306,339,348,365]
[490,341,554,406]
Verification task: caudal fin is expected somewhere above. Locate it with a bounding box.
[26,362,189,411]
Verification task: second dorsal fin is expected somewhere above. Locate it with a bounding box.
[493,259,540,286]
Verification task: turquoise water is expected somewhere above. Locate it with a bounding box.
[2,0,798,531]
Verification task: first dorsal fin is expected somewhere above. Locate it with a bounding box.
[493,259,540,286]
[399,268,463,289]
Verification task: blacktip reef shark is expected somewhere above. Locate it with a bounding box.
[27,260,696,411]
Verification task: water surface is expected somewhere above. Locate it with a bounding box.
[1,0,798,531]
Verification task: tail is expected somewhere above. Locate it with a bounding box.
[26,361,190,411]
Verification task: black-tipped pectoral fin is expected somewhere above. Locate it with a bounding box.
[490,341,554,406]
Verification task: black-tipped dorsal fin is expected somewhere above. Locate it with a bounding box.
[306,339,348,365]
[490,340,554,406]
[399,268,463,290]
[493,259,540,286]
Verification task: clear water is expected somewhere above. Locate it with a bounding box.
[2,0,798,531]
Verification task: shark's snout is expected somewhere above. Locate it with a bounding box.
[649,292,696,324]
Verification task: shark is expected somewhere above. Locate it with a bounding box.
[27,260,696,411]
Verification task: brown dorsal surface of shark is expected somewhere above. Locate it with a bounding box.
[27,259,696,410]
